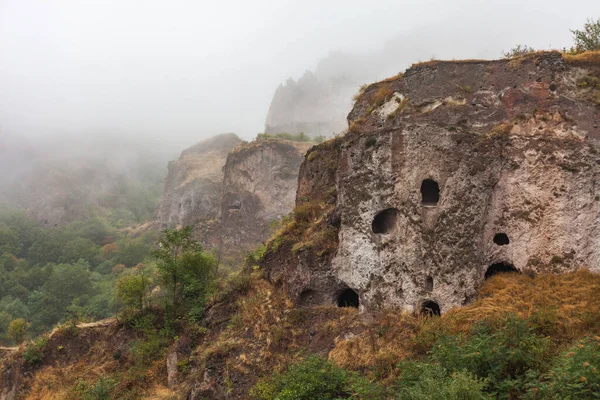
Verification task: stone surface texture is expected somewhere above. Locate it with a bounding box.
[265,52,600,314]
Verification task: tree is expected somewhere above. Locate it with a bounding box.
[116,264,149,313]
[7,317,29,344]
[571,18,600,52]
[0,224,22,257]
[153,227,216,319]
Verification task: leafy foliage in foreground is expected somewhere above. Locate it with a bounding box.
[250,356,385,400]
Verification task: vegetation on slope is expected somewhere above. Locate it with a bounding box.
[0,209,160,344]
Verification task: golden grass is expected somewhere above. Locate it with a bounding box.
[445,269,600,337]
[372,85,394,107]
[563,50,600,64]
[329,270,600,375]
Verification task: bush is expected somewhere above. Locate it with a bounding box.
[524,336,600,399]
[250,356,385,400]
[74,376,118,400]
[428,315,550,396]
[571,18,600,53]
[245,244,267,267]
[23,336,48,365]
[7,317,29,344]
[503,44,536,58]
[394,362,489,400]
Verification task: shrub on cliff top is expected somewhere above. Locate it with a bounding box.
[571,18,600,53]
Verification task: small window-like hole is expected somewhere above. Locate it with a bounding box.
[425,276,434,292]
[493,233,510,245]
[337,289,359,308]
[421,179,440,206]
[421,300,441,316]
[485,262,518,279]
[372,208,399,234]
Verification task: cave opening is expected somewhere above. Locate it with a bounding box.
[372,208,399,234]
[493,233,510,245]
[421,179,440,206]
[485,262,519,279]
[337,289,359,308]
[298,289,316,307]
[421,300,441,317]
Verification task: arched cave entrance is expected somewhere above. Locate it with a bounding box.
[337,289,359,308]
[421,179,440,206]
[372,208,399,234]
[421,300,441,317]
[485,262,519,279]
[493,233,510,245]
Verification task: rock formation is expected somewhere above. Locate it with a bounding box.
[157,134,313,265]
[264,51,600,314]
[219,139,313,264]
[156,133,242,247]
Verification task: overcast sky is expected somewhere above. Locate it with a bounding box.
[0,0,597,147]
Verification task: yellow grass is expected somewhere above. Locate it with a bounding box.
[563,50,600,64]
[330,269,600,373]
[445,269,600,336]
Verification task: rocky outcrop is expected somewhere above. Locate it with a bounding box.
[156,133,242,246]
[265,71,352,137]
[265,51,600,314]
[218,139,314,265]
[157,134,313,265]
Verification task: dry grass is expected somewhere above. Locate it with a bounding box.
[563,50,600,64]
[372,85,394,107]
[329,270,600,376]
[444,269,600,338]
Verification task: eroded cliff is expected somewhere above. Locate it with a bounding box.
[157,134,313,264]
[156,133,242,246]
[265,51,600,314]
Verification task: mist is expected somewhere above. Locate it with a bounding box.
[0,0,597,146]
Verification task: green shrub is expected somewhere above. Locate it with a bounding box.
[245,244,267,266]
[428,315,550,396]
[571,18,600,53]
[23,336,48,365]
[503,45,536,58]
[250,356,385,400]
[394,362,489,400]
[524,336,600,399]
[74,376,117,400]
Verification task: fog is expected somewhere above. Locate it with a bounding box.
[0,0,597,147]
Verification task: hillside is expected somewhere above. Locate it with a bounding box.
[2,52,600,400]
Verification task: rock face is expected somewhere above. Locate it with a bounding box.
[157,134,312,265]
[265,71,352,137]
[265,51,600,314]
[219,139,314,264]
[156,133,242,245]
